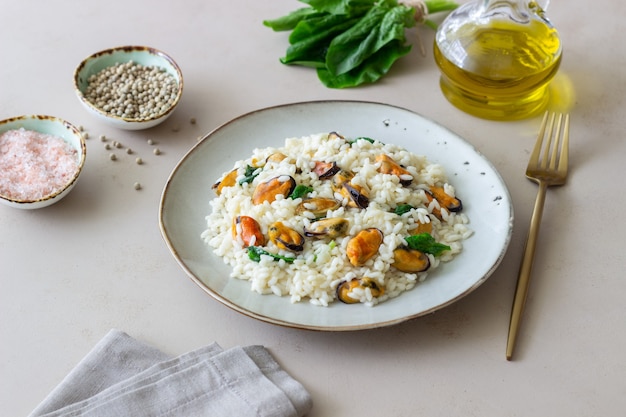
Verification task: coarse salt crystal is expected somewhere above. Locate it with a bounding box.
[0,128,79,201]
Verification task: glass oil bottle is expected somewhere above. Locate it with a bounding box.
[434,0,562,120]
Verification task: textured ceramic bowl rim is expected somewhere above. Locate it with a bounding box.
[0,115,86,209]
[73,45,184,130]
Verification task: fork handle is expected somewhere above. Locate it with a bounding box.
[506,181,548,360]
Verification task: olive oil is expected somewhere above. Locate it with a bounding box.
[434,2,562,120]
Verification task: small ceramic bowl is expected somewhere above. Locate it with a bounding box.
[0,115,86,209]
[74,46,184,130]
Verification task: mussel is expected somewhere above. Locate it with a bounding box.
[295,197,341,218]
[376,154,413,186]
[341,183,369,209]
[303,217,349,239]
[266,152,288,163]
[212,168,238,195]
[268,221,305,252]
[331,170,369,209]
[392,247,430,273]
[346,228,383,266]
[424,186,462,220]
[327,131,344,140]
[429,185,463,212]
[411,221,433,235]
[331,169,354,190]
[312,161,340,179]
[336,277,385,304]
[252,175,296,205]
[232,215,265,248]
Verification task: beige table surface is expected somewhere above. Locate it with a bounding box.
[2,1,625,416]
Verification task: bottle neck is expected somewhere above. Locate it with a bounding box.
[481,0,550,12]
[478,0,540,24]
[478,0,552,26]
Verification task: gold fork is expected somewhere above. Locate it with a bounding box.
[506,112,570,361]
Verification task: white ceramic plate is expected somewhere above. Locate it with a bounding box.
[159,101,513,331]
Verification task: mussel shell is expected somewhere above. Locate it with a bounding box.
[346,228,383,266]
[252,175,296,205]
[342,183,369,209]
[268,222,305,252]
[336,277,385,304]
[336,279,360,304]
[312,161,341,179]
[303,217,349,239]
[295,197,341,218]
[376,154,413,186]
[212,168,238,195]
[327,131,344,140]
[232,215,265,248]
[266,152,288,163]
[392,247,430,273]
[331,170,355,191]
[427,186,463,213]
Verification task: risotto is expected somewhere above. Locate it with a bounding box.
[201,132,472,306]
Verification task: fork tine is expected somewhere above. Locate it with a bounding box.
[548,113,562,169]
[558,114,570,174]
[540,112,556,169]
[530,112,550,169]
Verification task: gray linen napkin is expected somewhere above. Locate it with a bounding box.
[29,329,312,417]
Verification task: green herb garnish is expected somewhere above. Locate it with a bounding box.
[290,184,314,199]
[405,233,451,257]
[351,136,376,144]
[264,0,458,88]
[247,246,296,263]
[394,204,414,215]
[238,165,260,185]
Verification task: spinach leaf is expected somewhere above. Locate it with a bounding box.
[300,0,376,16]
[324,3,413,76]
[247,246,296,264]
[238,165,260,185]
[290,184,314,199]
[347,136,378,145]
[282,15,359,67]
[317,40,410,88]
[405,233,451,257]
[263,7,322,31]
[394,204,414,215]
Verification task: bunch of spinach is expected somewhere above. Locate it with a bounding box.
[263,0,458,88]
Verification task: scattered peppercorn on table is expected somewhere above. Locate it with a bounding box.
[2,1,626,416]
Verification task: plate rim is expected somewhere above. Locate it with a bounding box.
[159,99,514,331]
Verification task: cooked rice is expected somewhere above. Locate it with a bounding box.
[202,132,472,306]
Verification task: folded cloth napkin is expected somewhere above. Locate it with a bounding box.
[29,329,312,417]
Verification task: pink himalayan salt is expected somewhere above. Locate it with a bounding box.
[0,128,79,201]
